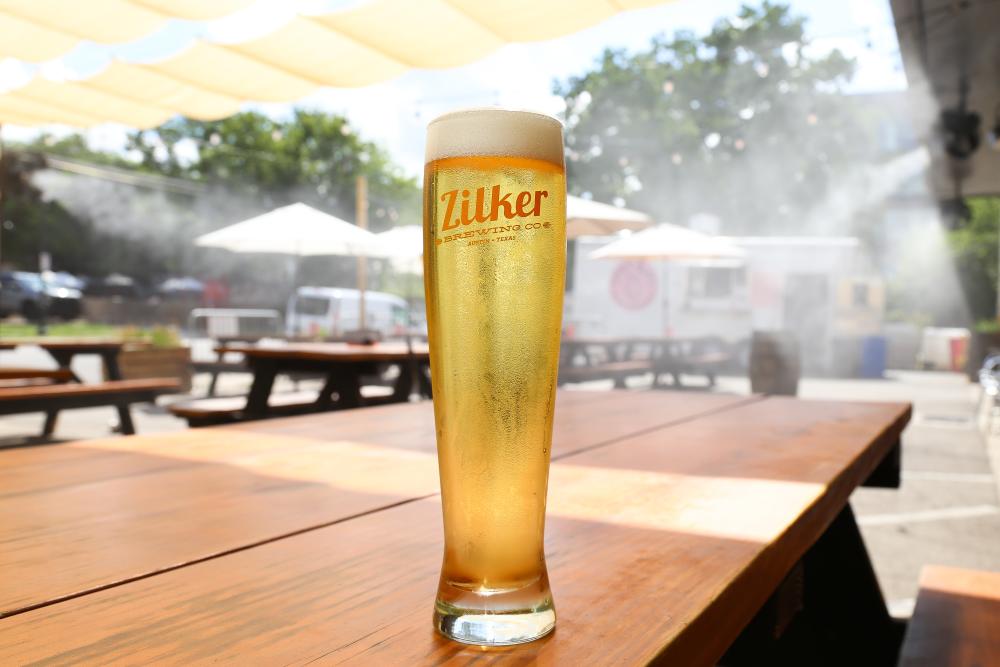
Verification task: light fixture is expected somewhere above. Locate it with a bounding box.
[939,78,981,160]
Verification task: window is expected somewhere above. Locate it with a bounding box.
[688,268,737,299]
[295,296,330,315]
[392,305,409,326]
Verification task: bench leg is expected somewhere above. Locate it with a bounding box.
[207,372,220,398]
[42,410,59,437]
[115,404,136,435]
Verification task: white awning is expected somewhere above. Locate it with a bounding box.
[590,223,746,261]
[0,0,674,129]
[567,195,653,238]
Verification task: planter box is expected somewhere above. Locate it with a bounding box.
[120,345,192,392]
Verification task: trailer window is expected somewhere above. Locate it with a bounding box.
[295,296,330,315]
[688,268,736,299]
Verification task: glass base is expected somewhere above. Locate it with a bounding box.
[434,565,555,645]
[434,599,556,646]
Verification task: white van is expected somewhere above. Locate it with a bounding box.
[286,287,410,339]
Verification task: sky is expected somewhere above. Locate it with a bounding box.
[0,0,906,178]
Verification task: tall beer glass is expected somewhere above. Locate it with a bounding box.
[423,109,566,645]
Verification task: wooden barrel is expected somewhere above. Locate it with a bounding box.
[749,331,800,396]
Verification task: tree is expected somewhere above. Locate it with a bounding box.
[555,1,870,233]
[949,197,1000,324]
[2,109,420,295]
[127,110,419,230]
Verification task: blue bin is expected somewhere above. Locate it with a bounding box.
[860,335,888,378]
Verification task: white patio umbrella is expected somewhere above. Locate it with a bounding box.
[373,225,423,274]
[195,202,382,332]
[566,196,652,238]
[589,222,745,261]
[194,202,380,256]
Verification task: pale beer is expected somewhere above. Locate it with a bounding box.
[423,109,566,645]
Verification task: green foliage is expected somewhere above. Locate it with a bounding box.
[0,321,120,339]
[949,197,1000,323]
[555,1,869,232]
[2,109,419,290]
[126,109,419,228]
[122,325,183,348]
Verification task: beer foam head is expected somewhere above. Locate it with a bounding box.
[425,108,564,166]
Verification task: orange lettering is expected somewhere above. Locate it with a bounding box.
[473,187,490,223]
[490,185,513,221]
[533,191,548,215]
[515,191,533,217]
[440,190,459,230]
[460,189,474,225]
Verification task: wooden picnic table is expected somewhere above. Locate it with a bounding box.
[222,341,432,416]
[0,390,910,664]
[0,338,125,381]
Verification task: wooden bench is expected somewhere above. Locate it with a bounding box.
[558,360,653,387]
[897,565,1000,666]
[169,385,397,427]
[0,378,181,436]
[0,367,76,390]
[169,391,321,427]
[0,368,75,382]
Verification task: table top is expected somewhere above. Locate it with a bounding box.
[0,390,910,665]
[218,340,430,362]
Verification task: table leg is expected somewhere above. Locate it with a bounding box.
[390,361,412,402]
[317,369,363,410]
[337,369,363,408]
[102,352,123,381]
[721,505,903,666]
[41,410,59,437]
[418,363,433,399]
[47,350,82,382]
[115,404,136,435]
[244,360,278,417]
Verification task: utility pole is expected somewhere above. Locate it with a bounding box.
[356,174,368,332]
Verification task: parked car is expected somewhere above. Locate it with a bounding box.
[0,271,83,320]
[85,273,144,299]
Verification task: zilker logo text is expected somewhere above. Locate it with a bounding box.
[439,186,549,231]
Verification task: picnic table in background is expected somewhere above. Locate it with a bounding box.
[0,390,912,664]
[559,336,733,388]
[1,338,126,381]
[0,339,178,436]
[236,341,431,413]
[172,341,431,426]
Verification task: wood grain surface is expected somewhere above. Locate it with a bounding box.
[0,390,748,619]
[0,394,909,665]
[899,565,1000,667]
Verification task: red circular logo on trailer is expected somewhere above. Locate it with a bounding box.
[610,261,657,310]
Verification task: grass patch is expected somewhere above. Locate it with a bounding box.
[0,321,121,340]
